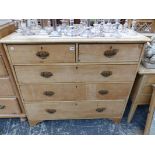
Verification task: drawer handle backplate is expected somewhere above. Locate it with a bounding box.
[41,72,53,78]
[43,91,55,96]
[104,48,118,58]
[46,109,56,114]
[98,90,109,95]
[36,51,49,59]
[96,107,106,113]
[101,71,112,77]
[0,105,6,110]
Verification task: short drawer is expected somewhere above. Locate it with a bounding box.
[7,44,76,64]
[19,83,131,101]
[0,78,15,96]
[15,64,137,84]
[137,94,151,105]
[20,83,85,101]
[0,98,21,115]
[78,44,142,62]
[25,100,125,121]
[141,85,152,95]
[145,75,155,85]
[0,56,8,77]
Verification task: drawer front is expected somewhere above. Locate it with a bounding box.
[0,78,15,96]
[20,83,131,101]
[15,64,137,84]
[0,56,8,77]
[145,75,155,85]
[79,44,142,62]
[25,100,125,120]
[20,83,85,101]
[137,94,151,105]
[7,44,76,64]
[86,83,131,100]
[142,86,152,95]
[0,98,21,115]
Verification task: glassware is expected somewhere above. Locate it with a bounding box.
[66,19,77,37]
[91,22,100,37]
[44,20,53,35]
[131,19,136,31]
[29,19,41,35]
[59,19,68,36]
[80,19,93,37]
[50,19,61,37]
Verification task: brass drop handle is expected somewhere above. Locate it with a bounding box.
[0,105,6,110]
[46,109,56,114]
[98,90,109,95]
[40,72,53,78]
[104,47,118,58]
[36,51,49,59]
[96,107,106,113]
[43,91,55,96]
[100,71,112,77]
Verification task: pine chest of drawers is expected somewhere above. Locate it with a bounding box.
[0,34,149,126]
[0,24,25,119]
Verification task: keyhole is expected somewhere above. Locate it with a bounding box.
[76,85,78,88]
[110,46,112,49]
[76,66,78,69]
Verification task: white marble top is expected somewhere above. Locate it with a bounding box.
[0,32,150,44]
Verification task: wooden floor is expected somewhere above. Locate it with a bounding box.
[0,101,148,135]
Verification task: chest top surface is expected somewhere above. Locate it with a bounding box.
[0,32,150,44]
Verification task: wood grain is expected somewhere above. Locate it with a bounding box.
[0,78,15,97]
[15,64,137,84]
[0,98,21,115]
[25,100,125,121]
[0,56,8,77]
[19,82,132,101]
[7,44,76,64]
[79,44,142,62]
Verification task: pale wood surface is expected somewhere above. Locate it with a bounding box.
[78,44,143,62]
[128,66,155,123]
[1,34,147,124]
[0,23,25,117]
[20,83,132,101]
[0,78,15,97]
[14,64,137,84]
[25,100,125,121]
[144,85,155,134]
[0,56,8,77]
[0,23,15,39]
[0,32,150,43]
[7,44,76,64]
[139,64,155,74]
[0,98,21,115]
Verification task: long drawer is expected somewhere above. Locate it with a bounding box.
[0,56,8,77]
[0,98,21,115]
[20,83,131,101]
[7,44,76,64]
[15,64,137,84]
[0,78,15,96]
[25,100,125,120]
[78,44,142,62]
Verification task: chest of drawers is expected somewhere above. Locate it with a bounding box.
[0,24,25,118]
[1,35,149,126]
